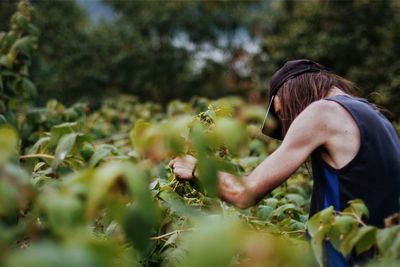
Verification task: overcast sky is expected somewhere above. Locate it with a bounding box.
[75,0,115,23]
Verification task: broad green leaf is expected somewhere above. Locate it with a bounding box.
[4,242,95,267]
[10,36,36,56]
[340,226,376,256]
[88,144,118,167]
[343,199,369,218]
[130,119,150,149]
[28,136,50,154]
[157,187,185,206]
[0,163,32,219]
[3,240,135,267]
[265,197,279,209]
[271,203,300,220]
[376,225,400,257]
[123,205,153,254]
[188,177,205,195]
[80,143,94,161]
[197,156,218,197]
[329,215,358,250]
[385,232,400,259]
[22,77,37,96]
[320,206,335,223]
[39,190,85,236]
[178,215,243,267]
[257,205,274,220]
[356,227,377,254]
[12,13,29,31]
[285,193,306,206]
[308,206,334,237]
[0,55,10,67]
[87,162,124,217]
[213,117,246,153]
[52,133,77,169]
[311,225,330,267]
[49,122,78,147]
[123,164,160,224]
[0,126,18,165]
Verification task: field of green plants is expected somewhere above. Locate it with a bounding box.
[1,1,400,267]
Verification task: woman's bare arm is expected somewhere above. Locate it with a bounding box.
[172,100,334,208]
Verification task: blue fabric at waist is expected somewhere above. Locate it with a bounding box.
[322,167,349,267]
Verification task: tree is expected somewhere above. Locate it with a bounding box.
[0,0,15,31]
[0,0,38,127]
[30,0,90,104]
[28,0,262,105]
[257,0,400,119]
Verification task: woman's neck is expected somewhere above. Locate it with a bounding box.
[327,86,350,97]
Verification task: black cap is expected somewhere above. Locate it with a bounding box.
[261,59,329,140]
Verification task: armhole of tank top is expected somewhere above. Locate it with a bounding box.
[320,96,366,174]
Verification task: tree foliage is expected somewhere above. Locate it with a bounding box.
[0,0,39,127]
[2,0,398,121]
[259,0,400,118]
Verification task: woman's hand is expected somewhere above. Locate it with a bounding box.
[169,155,197,180]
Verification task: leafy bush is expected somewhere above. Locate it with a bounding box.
[0,1,399,267]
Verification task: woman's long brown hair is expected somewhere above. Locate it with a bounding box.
[276,72,357,136]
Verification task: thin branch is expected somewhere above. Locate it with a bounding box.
[281,229,306,235]
[150,228,193,240]
[20,154,54,160]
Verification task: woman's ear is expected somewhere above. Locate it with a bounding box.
[274,95,282,116]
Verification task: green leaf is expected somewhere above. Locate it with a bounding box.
[28,136,50,154]
[0,55,10,68]
[88,144,118,167]
[311,225,330,267]
[197,156,218,197]
[49,122,78,147]
[178,215,243,267]
[271,203,300,220]
[188,177,205,195]
[0,126,18,165]
[87,161,124,217]
[320,206,335,223]
[80,143,94,161]
[52,133,77,169]
[343,199,369,218]
[329,215,358,250]
[257,205,274,220]
[157,188,196,217]
[285,193,306,206]
[355,226,377,254]
[307,206,334,237]
[123,164,160,224]
[130,118,151,149]
[339,226,376,256]
[123,205,153,254]
[21,78,37,97]
[4,242,94,267]
[0,114,7,125]
[265,197,279,208]
[39,191,85,236]
[376,225,400,256]
[12,13,29,31]
[213,117,246,153]
[10,36,36,56]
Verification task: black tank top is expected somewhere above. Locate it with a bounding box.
[310,95,400,226]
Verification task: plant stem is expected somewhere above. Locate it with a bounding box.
[20,154,54,160]
[150,228,193,240]
[281,229,306,235]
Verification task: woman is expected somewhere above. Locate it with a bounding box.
[169,59,400,266]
